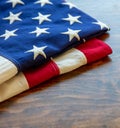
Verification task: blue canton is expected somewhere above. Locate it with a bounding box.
[0,0,109,71]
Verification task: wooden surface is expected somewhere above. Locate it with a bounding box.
[0,1,120,128]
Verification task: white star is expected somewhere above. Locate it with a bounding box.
[83,38,86,43]
[6,0,24,8]
[62,2,77,9]
[0,29,18,40]
[32,12,51,24]
[62,28,81,41]
[30,27,49,37]
[92,20,109,30]
[25,45,47,60]
[63,14,82,25]
[35,0,53,7]
[3,12,22,24]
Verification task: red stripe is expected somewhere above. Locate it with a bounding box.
[24,60,60,88]
[76,38,112,63]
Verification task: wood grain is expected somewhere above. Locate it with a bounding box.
[0,1,120,128]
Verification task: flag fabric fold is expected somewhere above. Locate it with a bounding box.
[0,0,110,84]
[0,38,112,102]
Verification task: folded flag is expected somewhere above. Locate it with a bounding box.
[0,0,110,84]
[0,38,112,102]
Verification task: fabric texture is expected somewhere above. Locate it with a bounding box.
[0,38,112,102]
[0,0,110,84]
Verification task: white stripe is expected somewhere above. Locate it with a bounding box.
[0,56,18,84]
[52,48,87,74]
[0,72,29,102]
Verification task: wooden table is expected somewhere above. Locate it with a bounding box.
[0,1,120,128]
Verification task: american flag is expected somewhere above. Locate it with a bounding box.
[0,0,109,84]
